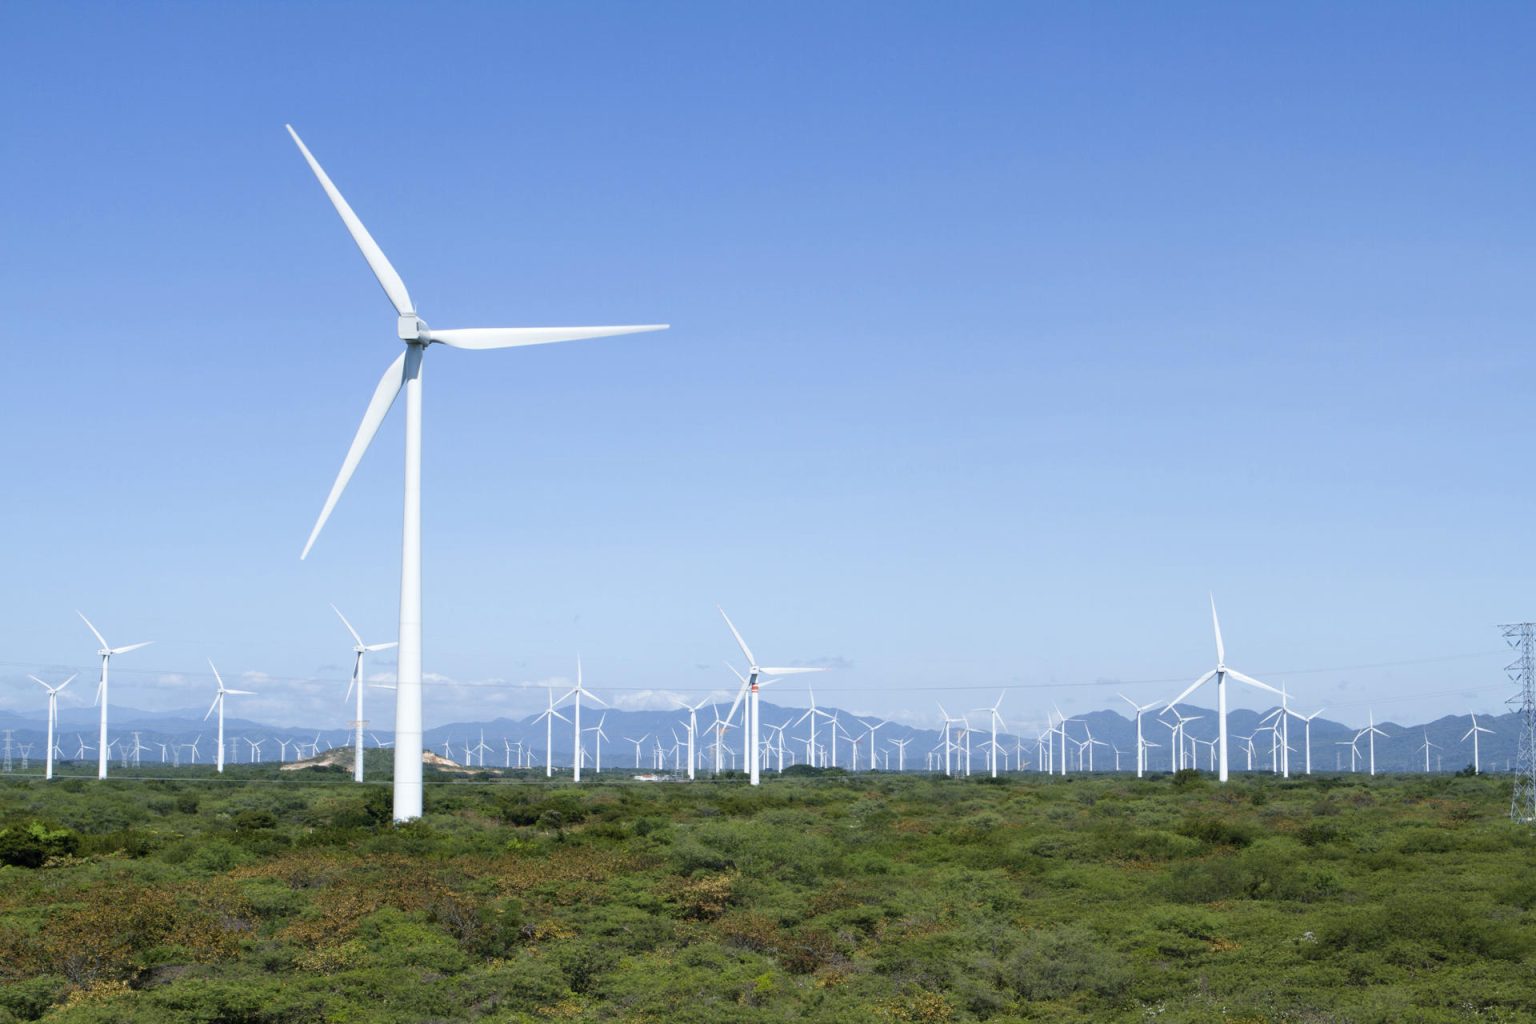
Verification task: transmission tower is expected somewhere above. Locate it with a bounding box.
[2,730,12,773]
[1501,622,1536,823]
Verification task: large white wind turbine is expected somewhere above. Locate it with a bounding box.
[718,608,825,786]
[78,613,152,781]
[333,604,398,783]
[287,127,665,821]
[29,674,76,781]
[1164,598,1282,783]
[205,661,255,774]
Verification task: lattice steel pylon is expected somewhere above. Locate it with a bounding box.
[1501,622,1536,823]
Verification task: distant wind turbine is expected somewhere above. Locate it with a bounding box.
[1164,598,1281,782]
[29,674,76,781]
[205,662,255,774]
[286,125,666,822]
[718,608,826,787]
[534,688,570,778]
[1119,693,1161,778]
[332,604,397,784]
[78,613,152,781]
[1463,713,1494,775]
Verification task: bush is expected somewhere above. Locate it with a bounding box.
[1177,814,1254,848]
[1003,923,1129,1000]
[0,822,79,868]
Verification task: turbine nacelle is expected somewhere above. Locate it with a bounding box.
[398,315,429,343]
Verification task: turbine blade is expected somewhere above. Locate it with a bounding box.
[725,679,749,726]
[77,612,109,650]
[208,659,225,692]
[717,607,756,667]
[331,604,365,646]
[301,350,407,560]
[760,666,826,676]
[285,125,414,316]
[1228,669,1283,696]
[205,695,220,721]
[1210,595,1225,665]
[1165,669,1217,709]
[58,674,76,691]
[365,642,398,652]
[429,324,668,350]
[225,689,257,695]
[111,641,153,655]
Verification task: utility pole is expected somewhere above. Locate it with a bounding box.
[1502,622,1536,823]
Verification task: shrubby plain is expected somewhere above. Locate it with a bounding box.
[1,766,1533,1023]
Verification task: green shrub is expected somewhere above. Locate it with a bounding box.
[1003,923,1129,1000]
[0,822,79,868]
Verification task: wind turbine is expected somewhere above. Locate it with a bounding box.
[1294,706,1324,775]
[975,694,1007,778]
[78,613,152,781]
[1463,713,1494,774]
[1119,694,1161,778]
[534,687,570,778]
[29,674,75,780]
[584,715,609,774]
[204,661,255,774]
[674,695,710,781]
[332,604,397,783]
[1363,711,1388,776]
[937,704,966,776]
[626,734,650,770]
[286,126,666,822]
[792,688,832,771]
[471,730,493,769]
[717,608,825,787]
[1418,730,1441,773]
[554,657,606,783]
[1163,598,1281,782]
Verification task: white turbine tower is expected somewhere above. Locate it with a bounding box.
[974,694,1007,778]
[29,674,76,781]
[533,689,569,778]
[333,604,398,783]
[286,127,665,821]
[1463,713,1494,774]
[718,608,825,786]
[205,661,255,774]
[78,613,152,781]
[1163,598,1282,782]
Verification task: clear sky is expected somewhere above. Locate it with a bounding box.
[2,2,1534,733]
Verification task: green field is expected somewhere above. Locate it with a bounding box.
[2,766,1533,1023]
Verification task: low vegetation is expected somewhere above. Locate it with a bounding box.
[1,768,1533,1022]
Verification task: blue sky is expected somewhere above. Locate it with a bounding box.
[2,2,1534,732]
